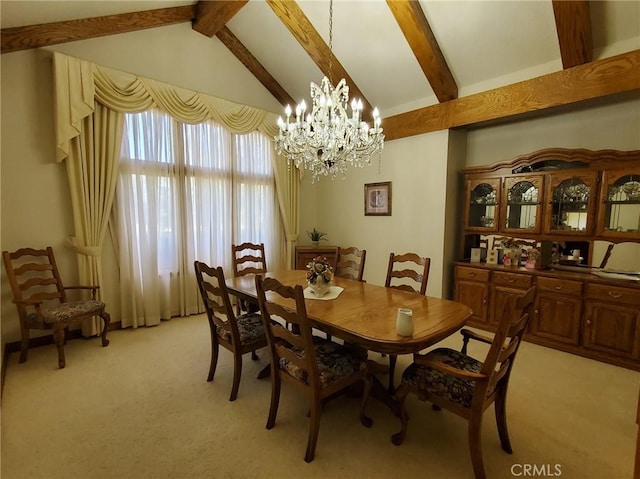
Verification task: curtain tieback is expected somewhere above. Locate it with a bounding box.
[65,237,101,256]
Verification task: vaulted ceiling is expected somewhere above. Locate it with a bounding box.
[1,1,639,141]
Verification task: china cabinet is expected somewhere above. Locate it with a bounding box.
[463,178,501,231]
[455,148,640,371]
[596,167,640,239]
[502,175,543,233]
[543,171,598,236]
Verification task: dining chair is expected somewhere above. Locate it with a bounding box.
[254,275,372,462]
[390,286,536,479]
[2,246,110,368]
[334,246,366,281]
[232,242,267,277]
[194,261,268,401]
[231,242,266,314]
[385,252,430,295]
[384,251,431,390]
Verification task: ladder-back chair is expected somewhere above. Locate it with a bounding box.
[194,261,268,401]
[255,275,372,462]
[391,286,537,479]
[2,246,110,368]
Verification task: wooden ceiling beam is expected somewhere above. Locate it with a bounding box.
[192,1,248,38]
[1,6,195,54]
[384,49,640,141]
[265,0,376,120]
[386,0,457,102]
[216,26,296,107]
[552,0,593,69]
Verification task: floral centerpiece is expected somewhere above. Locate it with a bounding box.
[306,256,334,297]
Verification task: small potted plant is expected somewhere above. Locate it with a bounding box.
[307,228,328,246]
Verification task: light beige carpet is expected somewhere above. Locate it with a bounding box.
[1,314,638,479]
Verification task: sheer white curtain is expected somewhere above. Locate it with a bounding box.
[115,109,282,328]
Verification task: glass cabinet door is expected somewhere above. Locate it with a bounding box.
[502,175,543,233]
[464,178,500,231]
[544,171,597,235]
[597,168,640,239]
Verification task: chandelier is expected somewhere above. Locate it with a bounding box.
[274,0,384,182]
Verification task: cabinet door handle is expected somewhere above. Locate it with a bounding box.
[554,286,562,290]
[507,278,515,283]
[608,291,622,299]
[586,319,592,325]
[469,272,476,277]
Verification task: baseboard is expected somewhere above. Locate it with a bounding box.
[1,321,122,398]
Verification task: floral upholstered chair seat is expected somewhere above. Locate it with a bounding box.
[402,348,486,409]
[279,337,367,388]
[216,312,265,345]
[26,300,105,325]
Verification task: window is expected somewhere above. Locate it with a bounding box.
[115,109,282,327]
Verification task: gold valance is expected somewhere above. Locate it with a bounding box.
[53,52,279,162]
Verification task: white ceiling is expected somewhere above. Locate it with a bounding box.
[2,0,639,117]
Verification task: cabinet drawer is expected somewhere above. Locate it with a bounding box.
[456,266,490,282]
[585,283,640,307]
[493,271,533,288]
[537,277,583,296]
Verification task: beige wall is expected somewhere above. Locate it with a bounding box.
[2,22,639,354]
[465,92,640,167]
[298,130,451,297]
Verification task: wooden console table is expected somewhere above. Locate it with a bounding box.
[294,245,338,270]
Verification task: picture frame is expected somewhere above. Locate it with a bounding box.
[364,181,392,216]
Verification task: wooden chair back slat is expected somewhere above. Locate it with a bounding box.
[20,277,59,291]
[232,242,266,277]
[335,247,366,281]
[3,247,67,303]
[385,252,430,295]
[14,262,54,275]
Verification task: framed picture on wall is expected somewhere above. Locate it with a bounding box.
[364,182,392,216]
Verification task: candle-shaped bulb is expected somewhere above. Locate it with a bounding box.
[285,104,292,118]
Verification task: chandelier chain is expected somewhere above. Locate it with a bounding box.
[328,0,333,84]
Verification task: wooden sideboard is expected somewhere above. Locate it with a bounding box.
[294,246,338,270]
[454,263,640,370]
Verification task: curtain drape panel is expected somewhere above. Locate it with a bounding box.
[64,104,123,336]
[52,52,300,333]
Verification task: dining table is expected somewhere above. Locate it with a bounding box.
[225,269,472,416]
